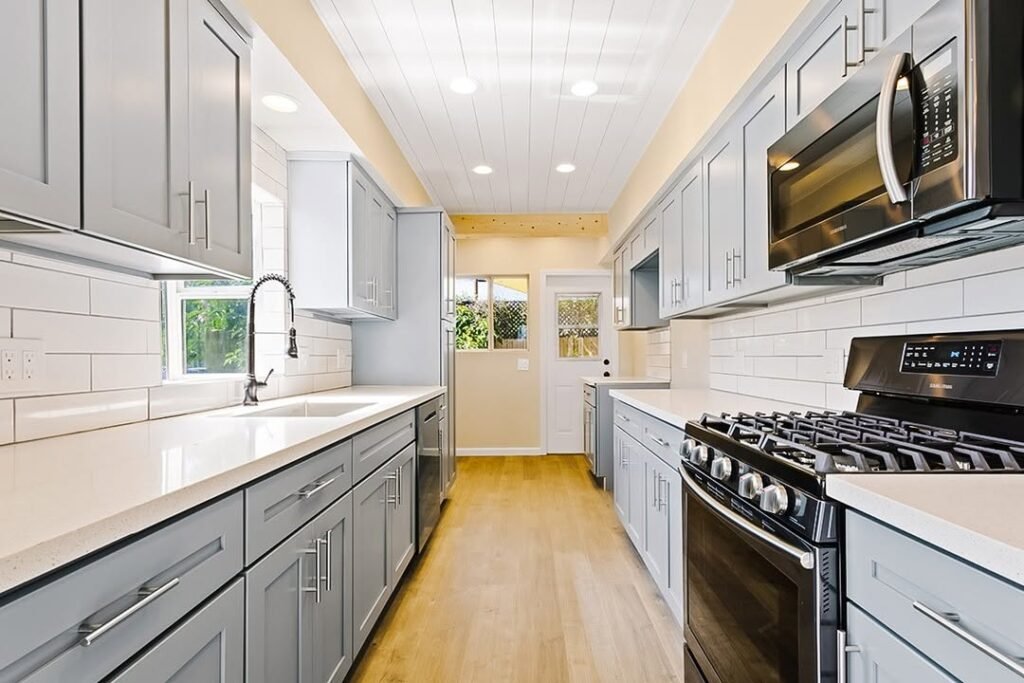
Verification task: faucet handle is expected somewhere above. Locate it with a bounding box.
[258,368,274,387]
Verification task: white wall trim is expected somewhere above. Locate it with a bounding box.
[456,447,547,456]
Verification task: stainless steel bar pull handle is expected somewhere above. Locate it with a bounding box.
[186,181,197,246]
[912,601,1024,677]
[325,529,334,591]
[79,577,180,646]
[648,434,669,448]
[725,252,733,288]
[681,466,815,570]
[876,53,910,204]
[302,546,322,603]
[299,476,338,500]
[203,190,212,251]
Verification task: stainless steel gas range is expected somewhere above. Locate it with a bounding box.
[680,330,1024,683]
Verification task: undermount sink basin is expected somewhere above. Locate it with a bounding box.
[226,401,375,418]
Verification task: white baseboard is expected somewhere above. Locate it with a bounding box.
[456,447,546,456]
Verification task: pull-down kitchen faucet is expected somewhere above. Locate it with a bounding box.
[244,274,299,406]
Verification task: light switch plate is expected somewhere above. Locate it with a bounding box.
[516,358,529,371]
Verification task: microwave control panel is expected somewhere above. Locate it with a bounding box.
[915,41,959,174]
[901,340,1001,377]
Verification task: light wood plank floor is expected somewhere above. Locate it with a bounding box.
[351,455,685,683]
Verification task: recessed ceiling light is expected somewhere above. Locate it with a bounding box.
[555,163,576,174]
[450,77,478,95]
[472,164,493,175]
[779,161,800,172]
[570,80,599,97]
[261,93,300,113]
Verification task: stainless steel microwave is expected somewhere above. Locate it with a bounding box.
[768,0,1024,282]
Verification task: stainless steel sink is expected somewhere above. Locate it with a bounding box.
[225,401,375,418]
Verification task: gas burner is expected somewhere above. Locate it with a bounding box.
[697,410,1024,474]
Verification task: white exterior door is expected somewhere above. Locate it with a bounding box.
[545,274,616,454]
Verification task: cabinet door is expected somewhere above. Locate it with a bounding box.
[110,579,244,683]
[0,0,80,228]
[735,70,788,297]
[349,164,373,312]
[786,1,857,127]
[643,458,669,590]
[82,0,189,256]
[441,218,455,321]
[626,439,646,549]
[187,0,252,277]
[620,249,632,328]
[352,463,394,654]
[679,159,704,311]
[380,203,397,318]
[367,192,385,315]
[389,444,417,586]
[877,0,938,50]
[246,524,316,683]
[612,251,625,328]
[846,604,957,683]
[612,428,629,523]
[313,494,355,683]
[704,127,741,305]
[665,466,685,621]
[658,185,683,318]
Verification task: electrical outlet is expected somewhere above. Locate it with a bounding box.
[1,351,16,381]
[22,350,38,381]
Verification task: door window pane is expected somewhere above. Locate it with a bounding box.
[557,294,599,358]
[493,277,528,350]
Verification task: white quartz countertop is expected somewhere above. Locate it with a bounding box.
[607,388,814,429]
[828,474,1024,588]
[581,376,671,386]
[0,385,444,597]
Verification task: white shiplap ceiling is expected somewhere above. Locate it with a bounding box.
[312,0,732,213]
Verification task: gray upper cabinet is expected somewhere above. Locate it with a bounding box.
[110,579,244,683]
[734,70,788,297]
[658,184,683,318]
[786,0,857,127]
[186,0,252,277]
[612,249,628,329]
[0,0,80,229]
[877,0,939,48]
[289,156,398,320]
[703,127,741,306]
[679,159,704,312]
[82,0,189,258]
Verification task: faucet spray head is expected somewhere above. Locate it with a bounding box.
[287,327,299,358]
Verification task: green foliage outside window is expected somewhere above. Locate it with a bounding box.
[455,297,489,350]
[183,299,248,373]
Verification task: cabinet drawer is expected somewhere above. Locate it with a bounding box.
[642,417,684,467]
[0,493,242,683]
[846,512,1024,683]
[846,603,956,683]
[613,401,644,442]
[352,410,415,483]
[583,384,596,406]
[245,440,352,564]
[109,578,244,682]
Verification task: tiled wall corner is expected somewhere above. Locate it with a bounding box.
[704,243,1024,411]
[646,327,672,380]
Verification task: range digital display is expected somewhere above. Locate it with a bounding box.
[901,340,1001,377]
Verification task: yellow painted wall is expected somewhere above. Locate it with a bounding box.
[608,0,813,243]
[242,0,431,207]
[454,236,615,451]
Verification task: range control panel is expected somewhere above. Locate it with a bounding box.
[915,40,959,174]
[901,340,1002,377]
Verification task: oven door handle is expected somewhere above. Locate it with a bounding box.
[876,52,910,204]
[680,467,815,570]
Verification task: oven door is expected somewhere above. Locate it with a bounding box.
[682,467,838,683]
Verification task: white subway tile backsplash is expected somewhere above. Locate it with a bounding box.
[0,401,12,444]
[709,373,739,392]
[862,281,963,325]
[10,253,159,288]
[796,299,861,331]
[14,310,151,354]
[33,355,92,397]
[92,355,162,391]
[825,324,907,352]
[736,376,826,407]
[826,384,860,412]
[737,336,774,356]
[278,374,315,398]
[15,389,149,441]
[313,372,349,392]
[0,261,90,313]
[710,339,738,356]
[753,309,798,336]
[326,322,352,340]
[906,243,1024,287]
[770,331,826,356]
[962,268,1024,316]
[753,357,797,379]
[711,316,754,340]
[905,312,1024,335]
[826,271,906,302]
[90,279,161,321]
[149,380,238,420]
[0,307,9,337]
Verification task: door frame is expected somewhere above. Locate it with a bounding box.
[539,270,617,455]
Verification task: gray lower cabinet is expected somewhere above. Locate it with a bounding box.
[626,436,646,548]
[245,491,354,683]
[352,459,395,654]
[612,428,629,522]
[642,453,669,589]
[109,579,244,683]
[0,0,80,229]
[846,604,956,683]
[389,444,417,585]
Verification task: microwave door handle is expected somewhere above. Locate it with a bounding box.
[876,52,910,204]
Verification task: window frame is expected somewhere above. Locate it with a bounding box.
[455,274,529,352]
[164,281,251,381]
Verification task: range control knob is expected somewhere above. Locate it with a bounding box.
[690,445,709,467]
[710,455,733,481]
[738,472,764,500]
[759,485,790,515]
[679,438,697,459]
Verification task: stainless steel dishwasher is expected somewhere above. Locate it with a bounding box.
[416,397,442,551]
